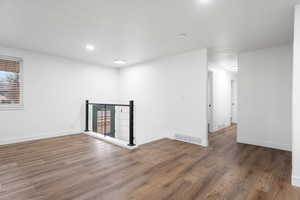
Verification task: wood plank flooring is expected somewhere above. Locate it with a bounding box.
[0,125,299,200]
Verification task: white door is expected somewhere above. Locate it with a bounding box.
[207,71,213,132]
[231,80,238,124]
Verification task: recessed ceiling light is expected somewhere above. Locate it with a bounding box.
[178,33,188,39]
[85,44,95,51]
[232,66,239,71]
[199,0,211,4]
[114,59,126,65]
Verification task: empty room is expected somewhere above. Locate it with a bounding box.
[1,0,300,199]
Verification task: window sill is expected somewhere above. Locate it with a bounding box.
[0,104,24,111]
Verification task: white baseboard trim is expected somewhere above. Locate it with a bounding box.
[0,130,82,146]
[173,138,208,147]
[201,139,209,147]
[84,132,138,150]
[137,135,208,147]
[139,136,167,145]
[170,134,208,147]
[209,128,218,132]
[237,137,291,151]
[292,175,300,187]
[209,124,232,133]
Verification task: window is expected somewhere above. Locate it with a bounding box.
[0,56,23,109]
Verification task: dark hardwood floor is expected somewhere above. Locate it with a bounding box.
[0,126,299,200]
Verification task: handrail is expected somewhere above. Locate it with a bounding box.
[87,103,130,107]
[85,100,135,146]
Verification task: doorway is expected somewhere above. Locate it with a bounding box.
[207,68,238,140]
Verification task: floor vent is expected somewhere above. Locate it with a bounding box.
[174,134,202,145]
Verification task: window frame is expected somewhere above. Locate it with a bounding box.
[0,55,24,110]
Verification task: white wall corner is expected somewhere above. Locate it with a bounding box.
[292,175,300,187]
[173,133,208,147]
[201,139,208,147]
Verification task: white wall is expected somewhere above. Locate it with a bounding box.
[0,46,119,144]
[209,68,233,132]
[119,50,208,145]
[238,45,292,151]
[292,4,300,187]
[115,106,129,142]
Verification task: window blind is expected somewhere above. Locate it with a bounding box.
[0,58,22,108]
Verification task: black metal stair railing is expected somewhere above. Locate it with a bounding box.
[85,100,135,146]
